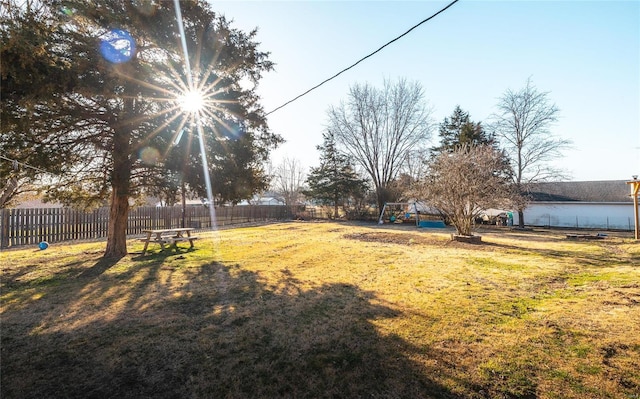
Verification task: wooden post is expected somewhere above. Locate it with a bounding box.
[627,179,640,240]
[1,209,9,249]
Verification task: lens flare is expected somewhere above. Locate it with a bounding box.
[99,29,136,64]
[178,90,205,114]
[139,147,160,165]
[173,0,218,242]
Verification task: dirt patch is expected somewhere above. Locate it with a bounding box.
[344,232,434,245]
[343,231,503,251]
[344,232,467,247]
[452,235,482,244]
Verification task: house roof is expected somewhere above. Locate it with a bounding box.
[528,180,632,203]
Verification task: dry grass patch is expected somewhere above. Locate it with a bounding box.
[1,221,639,398]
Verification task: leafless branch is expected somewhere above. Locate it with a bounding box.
[327,78,433,209]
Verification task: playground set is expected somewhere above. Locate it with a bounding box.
[377,202,446,228]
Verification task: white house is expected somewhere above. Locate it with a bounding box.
[237,195,285,206]
[514,180,635,230]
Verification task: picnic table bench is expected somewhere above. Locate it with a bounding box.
[140,228,199,255]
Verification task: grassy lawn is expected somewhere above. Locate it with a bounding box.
[1,221,639,398]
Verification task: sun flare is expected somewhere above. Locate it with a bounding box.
[178,90,205,114]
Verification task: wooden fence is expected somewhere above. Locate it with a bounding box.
[0,205,293,249]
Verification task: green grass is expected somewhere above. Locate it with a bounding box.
[1,221,639,398]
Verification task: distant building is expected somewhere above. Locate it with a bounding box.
[515,180,634,230]
[237,195,285,206]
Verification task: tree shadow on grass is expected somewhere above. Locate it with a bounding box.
[0,257,484,399]
[477,239,639,268]
[77,255,124,279]
[349,221,639,268]
[129,244,198,261]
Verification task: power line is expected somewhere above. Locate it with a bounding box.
[0,154,51,174]
[265,0,460,116]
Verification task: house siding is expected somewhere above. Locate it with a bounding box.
[515,202,635,230]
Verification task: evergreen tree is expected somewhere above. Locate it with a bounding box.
[304,131,367,219]
[1,0,280,257]
[431,105,497,157]
[1,3,80,207]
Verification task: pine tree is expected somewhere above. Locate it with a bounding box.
[431,105,497,157]
[304,131,367,219]
[1,0,280,257]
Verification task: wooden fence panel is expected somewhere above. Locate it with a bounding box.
[0,205,294,249]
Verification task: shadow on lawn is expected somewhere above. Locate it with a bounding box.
[0,255,487,399]
[479,239,639,268]
[77,254,124,278]
[353,220,639,268]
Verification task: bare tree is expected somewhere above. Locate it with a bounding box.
[402,149,430,186]
[415,145,513,237]
[272,157,306,209]
[326,78,433,211]
[491,78,571,227]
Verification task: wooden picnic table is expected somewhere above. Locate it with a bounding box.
[140,228,199,255]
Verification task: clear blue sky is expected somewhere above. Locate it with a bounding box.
[212,0,640,182]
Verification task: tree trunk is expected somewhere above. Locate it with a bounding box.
[515,181,526,228]
[104,185,130,258]
[334,202,339,219]
[375,186,385,218]
[518,208,525,228]
[454,214,473,236]
[104,126,132,259]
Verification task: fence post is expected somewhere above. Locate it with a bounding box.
[1,209,9,248]
[2,204,297,249]
[24,209,30,245]
[75,208,80,240]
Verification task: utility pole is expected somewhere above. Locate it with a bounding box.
[627,176,640,240]
[181,180,187,228]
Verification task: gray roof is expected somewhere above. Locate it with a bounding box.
[528,180,633,203]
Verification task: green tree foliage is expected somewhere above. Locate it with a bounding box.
[430,106,511,191]
[0,2,81,207]
[1,0,280,257]
[304,131,368,219]
[431,105,497,157]
[159,121,271,206]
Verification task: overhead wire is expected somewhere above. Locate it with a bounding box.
[1,2,459,178]
[265,0,460,116]
[0,154,51,174]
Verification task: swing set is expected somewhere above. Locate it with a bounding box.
[377,202,446,228]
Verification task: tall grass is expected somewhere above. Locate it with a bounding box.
[1,222,638,398]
